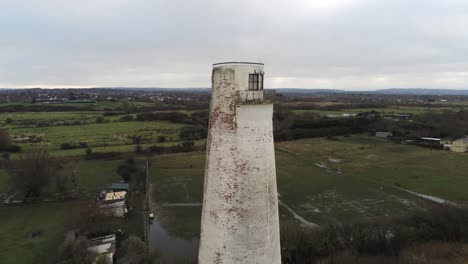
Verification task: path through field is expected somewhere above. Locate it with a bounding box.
[278,198,319,229]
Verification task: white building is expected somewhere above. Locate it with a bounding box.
[376,131,393,138]
[198,62,281,263]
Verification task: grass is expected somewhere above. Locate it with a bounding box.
[148,135,468,235]
[0,108,195,153]
[277,135,468,203]
[10,121,185,151]
[293,106,458,116]
[0,111,104,122]
[149,152,205,203]
[158,206,202,239]
[0,202,70,264]
[74,159,123,197]
[0,101,157,111]
[47,139,206,157]
[0,170,9,193]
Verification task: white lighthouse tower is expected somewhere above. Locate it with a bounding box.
[198,62,281,263]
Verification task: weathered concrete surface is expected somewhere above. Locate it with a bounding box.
[198,63,281,264]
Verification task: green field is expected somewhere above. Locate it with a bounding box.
[293,106,459,116]
[74,159,123,197]
[277,136,468,203]
[149,152,205,203]
[46,139,206,157]
[2,135,468,262]
[0,203,70,264]
[0,170,8,193]
[2,102,468,262]
[0,111,104,122]
[148,135,468,238]
[0,104,199,155]
[9,121,185,151]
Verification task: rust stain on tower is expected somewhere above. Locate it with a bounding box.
[198,62,281,263]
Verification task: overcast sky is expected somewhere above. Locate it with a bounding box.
[1,0,467,90]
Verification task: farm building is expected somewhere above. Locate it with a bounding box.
[439,139,452,150]
[451,138,468,153]
[376,132,392,138]
[88,234,116,263]
[439,139,452,145]
[97,190,127,217]
[383,113,413,121]
[98,200,127,217]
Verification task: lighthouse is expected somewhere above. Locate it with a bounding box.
[198,62,281,263]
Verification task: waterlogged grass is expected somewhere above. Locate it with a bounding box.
[277,135,468,203]
[149,152,205,203]
[149,136,468,230]
[158,206,202,239]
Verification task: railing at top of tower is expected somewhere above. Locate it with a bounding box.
[237,90,276,104]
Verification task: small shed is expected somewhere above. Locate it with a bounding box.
[98,199,127,218]
[451,138,468,153]
[376,132,392,138]
[97,190,128,217]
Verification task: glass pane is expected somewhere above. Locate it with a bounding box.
[259,75,263,90]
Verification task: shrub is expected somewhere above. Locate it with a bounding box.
[179,126,207,140]
[280,206,468,263]
[84,151,122,160]
[135,144,143,153]
[57,236,96,264]
[61,142,88,150]
[179,140,195,152]
[95,116,105,123]
[135,111,188,123]
[4,144,21,153]
[85,148,93,156]
[120,115,134,121]
[60,142,74,150]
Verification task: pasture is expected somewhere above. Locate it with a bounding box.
[0,203,70,264]
[9,121,185,151]
[148,135,468,238]
[293,106,459,116]
[1,103,467,262]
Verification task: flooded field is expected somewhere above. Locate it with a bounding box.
[148,187,200,261]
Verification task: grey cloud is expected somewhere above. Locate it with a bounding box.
[1,0,468,89]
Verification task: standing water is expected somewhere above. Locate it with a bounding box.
[147,187,200,259]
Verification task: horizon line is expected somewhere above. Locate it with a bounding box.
[1,87,468,91]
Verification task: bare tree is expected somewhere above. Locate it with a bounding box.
[0,128,11,150]
[57,236,96,264]
[68,202,122,237]
[9,150,56,200]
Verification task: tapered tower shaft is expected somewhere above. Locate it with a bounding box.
[198,62,281,264]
